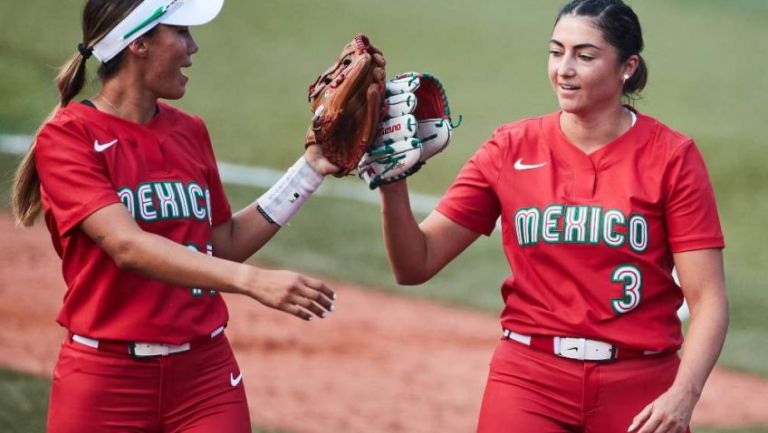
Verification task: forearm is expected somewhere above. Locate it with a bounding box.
[380,182,430,284]
[213,202,279,262]
[672,292,729,398]
[113,230,256,297]
[82,203,335,321]
[213,153,330,262]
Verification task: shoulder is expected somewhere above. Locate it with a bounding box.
[492,114,549,140]
[467,114,550,171]
[156,103,214,161]
[479,113,553,155]
[47,103,89,129]
[638,112,696,157]
[157,102,207,131]
[37,104,92,150]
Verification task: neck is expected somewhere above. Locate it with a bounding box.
[560,104,633,154]
[96,79,158,125]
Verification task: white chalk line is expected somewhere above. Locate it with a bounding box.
[0,133,439,215]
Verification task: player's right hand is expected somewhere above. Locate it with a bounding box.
[243,268,336,321]
[304,143,342,176]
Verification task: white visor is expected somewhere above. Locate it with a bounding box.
[92,0,224,63]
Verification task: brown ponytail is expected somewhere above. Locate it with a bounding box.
[11,0,143,226]
[11,50,89,226]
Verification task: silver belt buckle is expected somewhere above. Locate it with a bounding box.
[555,337,615,361]
[130,342,191,358]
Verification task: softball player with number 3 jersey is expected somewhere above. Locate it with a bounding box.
[372,1,728,432]
[12,1,345,432]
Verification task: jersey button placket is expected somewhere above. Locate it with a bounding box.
[572,159,597,200]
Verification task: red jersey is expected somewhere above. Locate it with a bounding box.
[436,111,724,352]
[35,102,232,344]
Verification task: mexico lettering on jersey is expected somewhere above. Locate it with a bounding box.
[436,111,724,352]
[116,181,214,224]
[513,205,649,251]
[35,102,232,344]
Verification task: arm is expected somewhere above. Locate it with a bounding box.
[379,181,481,285]
[670,249,729,403]
[81,203,335,321]
[629,248,728,433]
[212,145,339,262]
[211,202,279,262]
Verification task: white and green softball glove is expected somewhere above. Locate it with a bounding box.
[357,72,461,189]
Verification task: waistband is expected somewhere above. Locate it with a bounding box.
[69,325,226,359]
[502,328,665,362]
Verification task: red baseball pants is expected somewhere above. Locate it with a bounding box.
[47,333,250,433]
[476,339,691,433]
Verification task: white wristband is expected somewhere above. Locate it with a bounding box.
[256,156,324,226]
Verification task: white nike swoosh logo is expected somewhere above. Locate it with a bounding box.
[230,372,243,387]
[94,139,118,152]
[514,158,547,170]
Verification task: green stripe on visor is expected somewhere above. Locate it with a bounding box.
[123,0,182,40]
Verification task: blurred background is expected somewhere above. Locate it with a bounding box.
[1,0,766,432]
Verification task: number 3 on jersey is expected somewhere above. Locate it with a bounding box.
[611,264,642,314]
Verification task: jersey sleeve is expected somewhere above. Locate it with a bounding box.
[194,117,232,226]
[664,141,724,252]
[35,120,121,236]
[436,129,504,236]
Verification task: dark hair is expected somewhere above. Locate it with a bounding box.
[12,0,146,226]
[556,0,648,98]
[63,0,147,105]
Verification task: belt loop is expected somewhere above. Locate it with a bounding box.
[211,325,225,338]
[502,329,532,346]
[72,334,99,349]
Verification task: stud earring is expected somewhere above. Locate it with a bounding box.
[623,74,630,82]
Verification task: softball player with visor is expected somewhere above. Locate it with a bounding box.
[368,1,728,432]
[12,0,346,431]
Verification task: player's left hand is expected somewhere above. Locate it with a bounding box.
[627,384,699,433]
[358,72,460,189]
[304,143,342,176]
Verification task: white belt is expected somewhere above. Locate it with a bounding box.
[503,328,661,361]
[553,336,616,361]
[72,325,226,358]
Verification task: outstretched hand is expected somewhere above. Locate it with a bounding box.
[304,144,342,176]
[243,267,336,321]
[628,384,699,433]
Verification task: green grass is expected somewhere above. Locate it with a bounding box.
[697,430,768,433]
[1,0,767,377]
[0,367,765,433]
[0,368,49,433]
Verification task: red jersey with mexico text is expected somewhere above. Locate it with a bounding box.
[436,111,724,352]
[35,102,232,345]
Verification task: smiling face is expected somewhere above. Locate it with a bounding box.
[548,15,631,116]
[141,24,198,100]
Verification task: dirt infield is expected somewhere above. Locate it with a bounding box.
[1,213,767,432]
